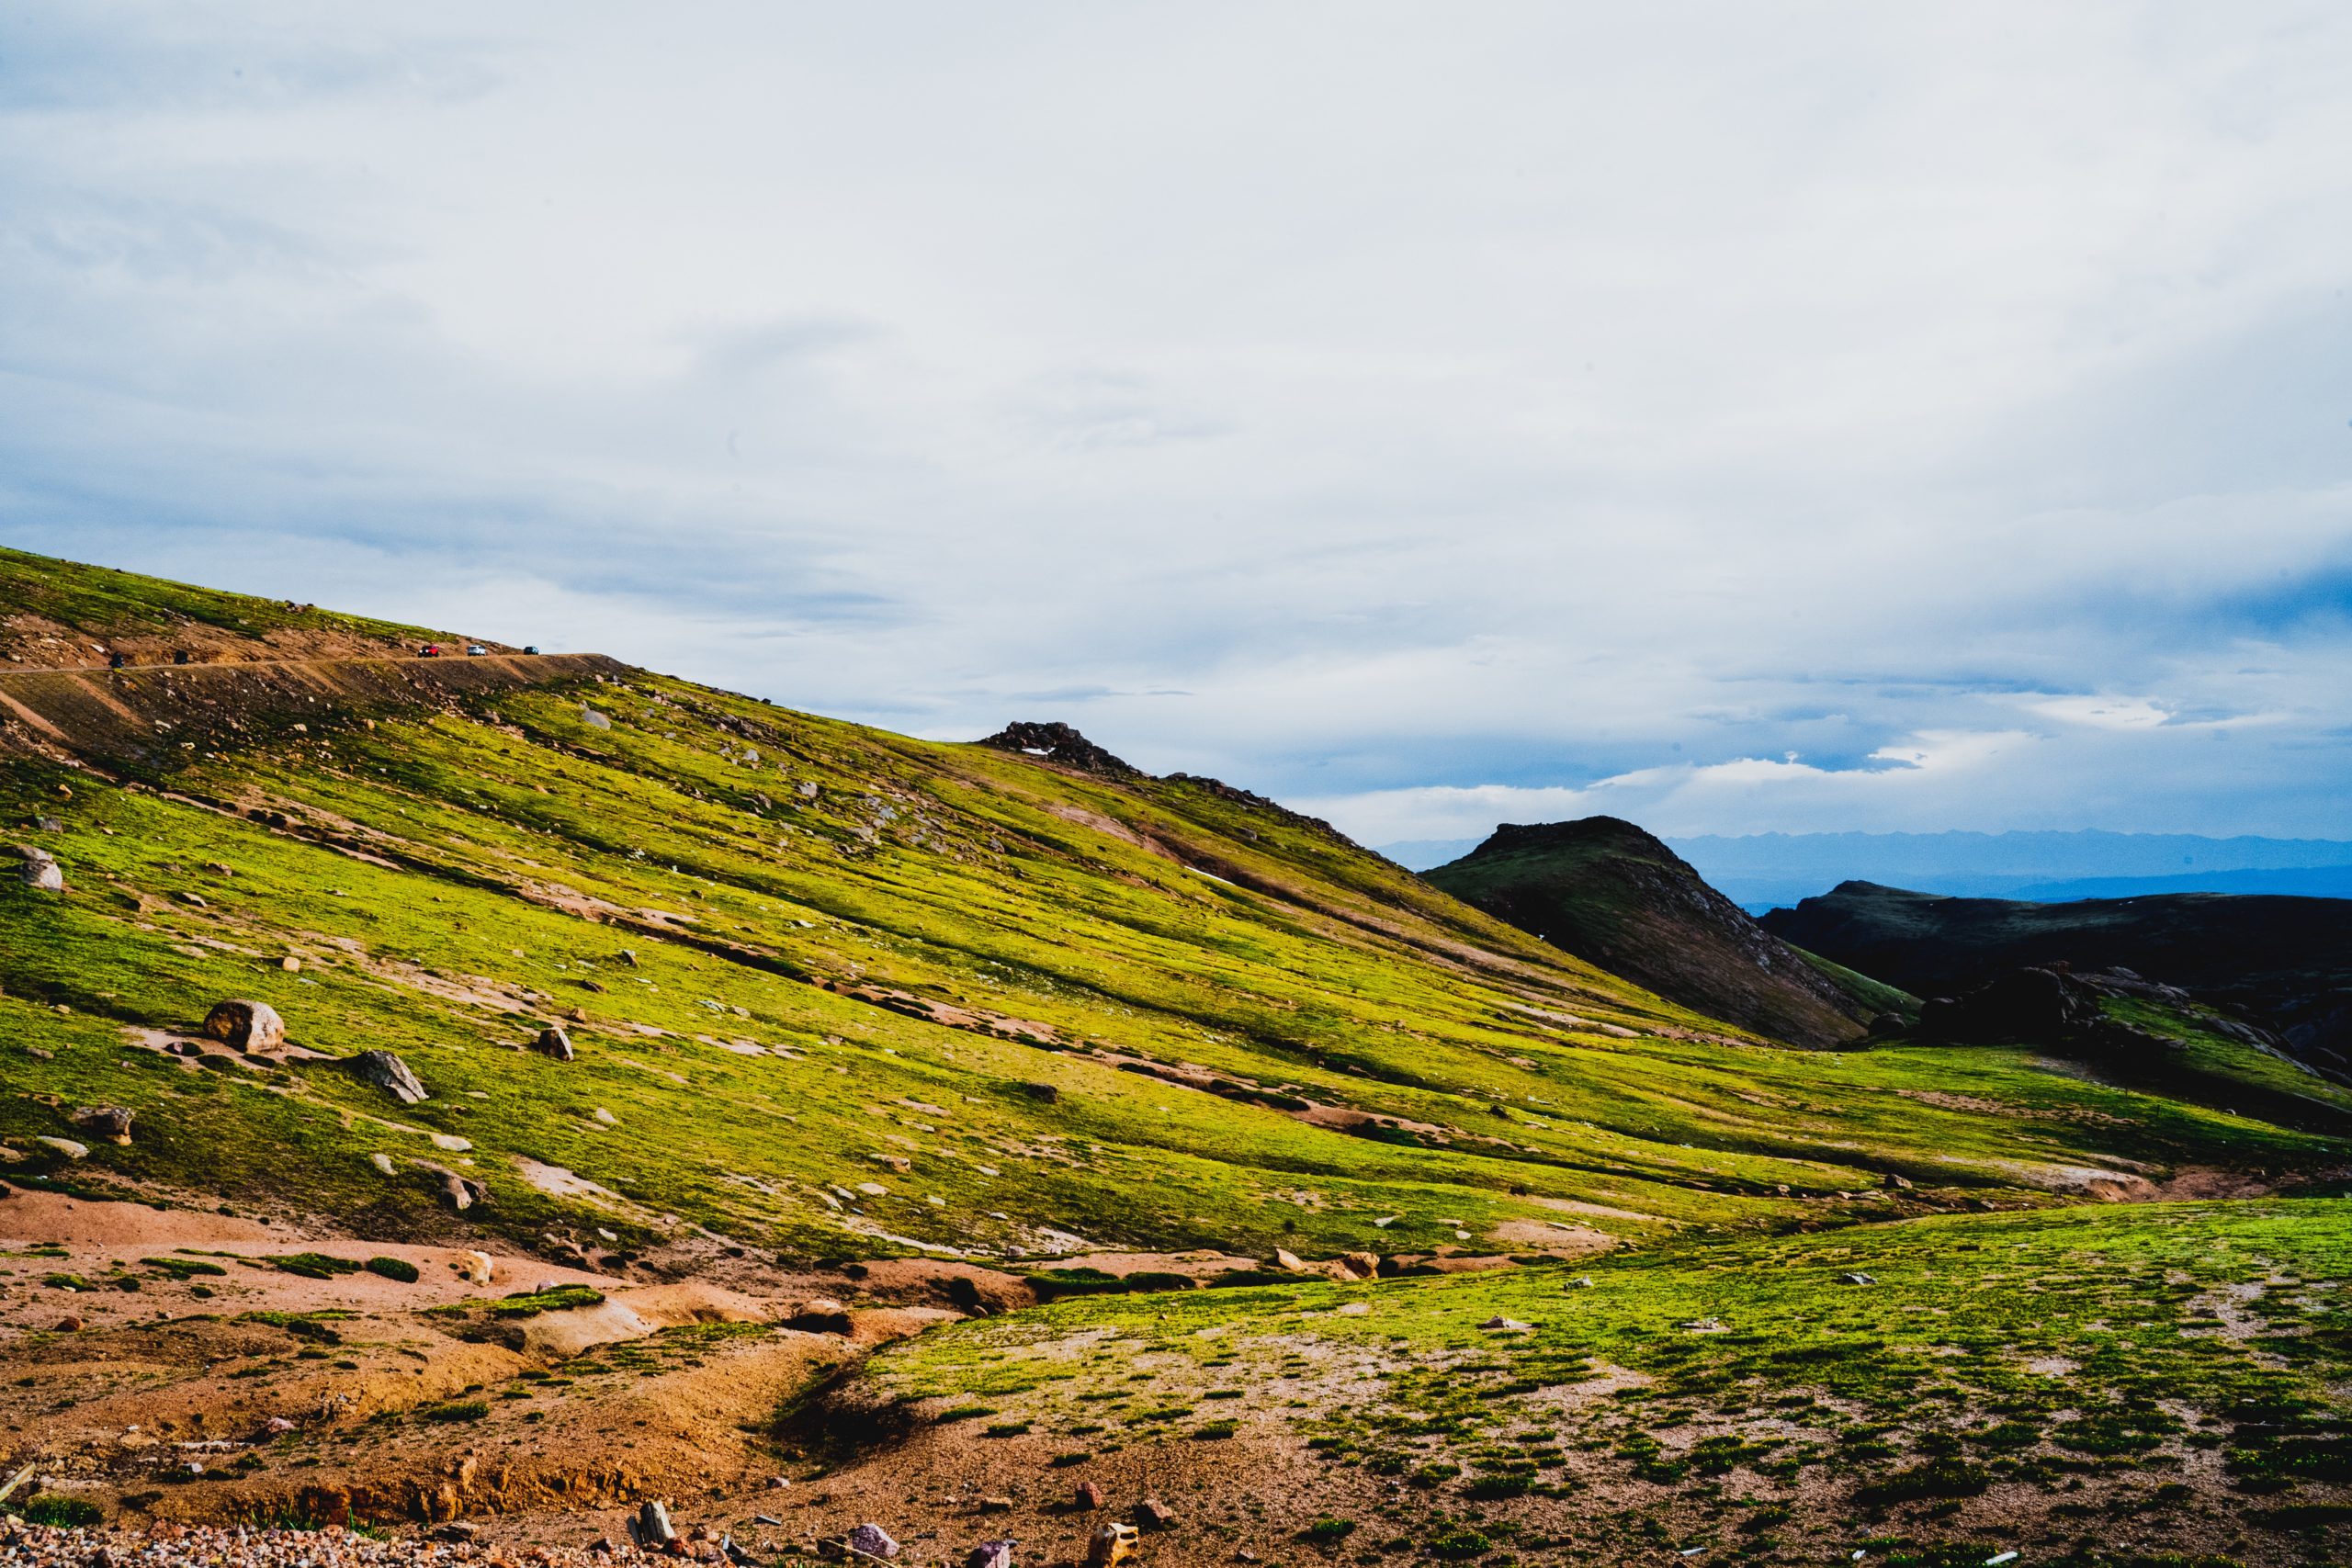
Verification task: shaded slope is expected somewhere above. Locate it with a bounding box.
[1763,880,2352,1070]
[1425,818,1886,1048]
[0,550,2341,1282]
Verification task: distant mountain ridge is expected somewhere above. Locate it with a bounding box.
[1379,828,2352,908]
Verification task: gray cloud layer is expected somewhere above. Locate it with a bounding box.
[4,3,2349,840]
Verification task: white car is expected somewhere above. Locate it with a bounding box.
[466,644,488,657]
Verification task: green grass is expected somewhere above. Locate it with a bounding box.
[868,1195,2352,1509]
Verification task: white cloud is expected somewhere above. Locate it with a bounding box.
[2023,695,2175,730]
[3,3,2350,837]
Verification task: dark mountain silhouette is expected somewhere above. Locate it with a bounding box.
[1763,881,2352,1076]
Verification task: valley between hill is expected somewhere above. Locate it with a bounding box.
[2,547,2347,1566]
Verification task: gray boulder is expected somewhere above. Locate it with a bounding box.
[635,1501,676,1549]
[17,848,63,892]
[349,1049,428,1103]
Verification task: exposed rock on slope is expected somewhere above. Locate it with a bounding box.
[977,721,1142,778]
[1424,818,1887,1048]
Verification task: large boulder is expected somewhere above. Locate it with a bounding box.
[348,1049,428,1104]
[203,999,286,1054]
[17,848,63,893]
[531,1026,575,1062]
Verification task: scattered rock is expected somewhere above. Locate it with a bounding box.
[1272,1247,1306,1272]
[435,1170,491,1213]
[1086,1524,1139,1568]
[176,890,208,908]
[869,1153,911,1173]
[53,1314,83,1333]
[34,1136,87,1160]
[202,998,286,1054]
[264,1416,296,1434]
[966,1541,1016,1568]
[1338,1251,1380,1278]
[1840,1272,1877,1286]
[1134,1499,1175,1531]
[1479,1316,1532,1333]
[453,1250,495,1284]
[847,1524,899,1560]
[977,1496,1015,1514]
[1679,1317,1727,1332]
[1565,1276,1594,1290]
[370,1152,397,1176]
[1074,1481,1105,1511]
[17,849,63,892]
[70,1106,132,1145]
[348,1049,428,1103]
[636,1501,678,1549]
[532,1026,576,1062]
[1334,1302,1371,1316]
[280,956,302,973]
[787,1298,854,1336]
[434,1524,481,1544]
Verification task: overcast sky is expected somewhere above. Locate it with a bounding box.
[5,4,2350,845]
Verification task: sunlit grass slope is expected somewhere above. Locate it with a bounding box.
[0,549,2340,1268]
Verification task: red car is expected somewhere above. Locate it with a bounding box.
[419,644,442,658]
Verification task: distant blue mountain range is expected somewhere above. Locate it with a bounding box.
[1378,829,2352,912]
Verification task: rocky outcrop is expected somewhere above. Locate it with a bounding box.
[975,721,1140,779]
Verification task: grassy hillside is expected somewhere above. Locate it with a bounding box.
[0,550,2344,1277]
